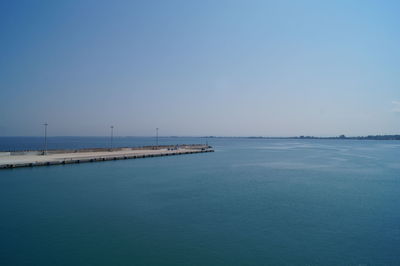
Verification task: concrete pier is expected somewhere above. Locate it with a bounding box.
[0,145,213,169]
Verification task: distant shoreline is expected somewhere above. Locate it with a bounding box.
[244,135,400,140]
[1,135,399,140]
[197,135,399,140]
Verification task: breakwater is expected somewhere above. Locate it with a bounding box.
[0,144,213,169]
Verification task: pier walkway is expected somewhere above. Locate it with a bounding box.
[0,145,213,169]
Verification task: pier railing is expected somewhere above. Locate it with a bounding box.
[6,144,211,156]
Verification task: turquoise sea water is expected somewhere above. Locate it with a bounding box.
[0,138,400,265]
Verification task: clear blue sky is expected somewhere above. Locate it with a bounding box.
[1,0,399,136]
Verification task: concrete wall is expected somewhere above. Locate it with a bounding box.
[10,151,42,156]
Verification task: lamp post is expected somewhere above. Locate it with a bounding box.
[110,126,114,150]
[43,123,48,155]
[156,128,159,148]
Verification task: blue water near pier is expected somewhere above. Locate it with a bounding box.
[0,137,400,265]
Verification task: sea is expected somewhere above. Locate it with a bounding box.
[0,137,399,265]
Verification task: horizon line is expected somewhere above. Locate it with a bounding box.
[1,134,399,138]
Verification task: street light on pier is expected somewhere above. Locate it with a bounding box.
[156,128,159,148]
[43,123,48,155]
[110,126,114,150]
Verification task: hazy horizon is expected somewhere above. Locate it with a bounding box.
[1,0,400,137]
[1,134,399,138]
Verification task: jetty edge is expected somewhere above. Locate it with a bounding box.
[0,144,214,169]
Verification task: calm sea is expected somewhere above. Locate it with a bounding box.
[0,137,399,265]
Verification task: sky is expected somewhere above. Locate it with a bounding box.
[1,0,400,137]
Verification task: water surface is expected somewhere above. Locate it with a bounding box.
[0,138,399,265]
